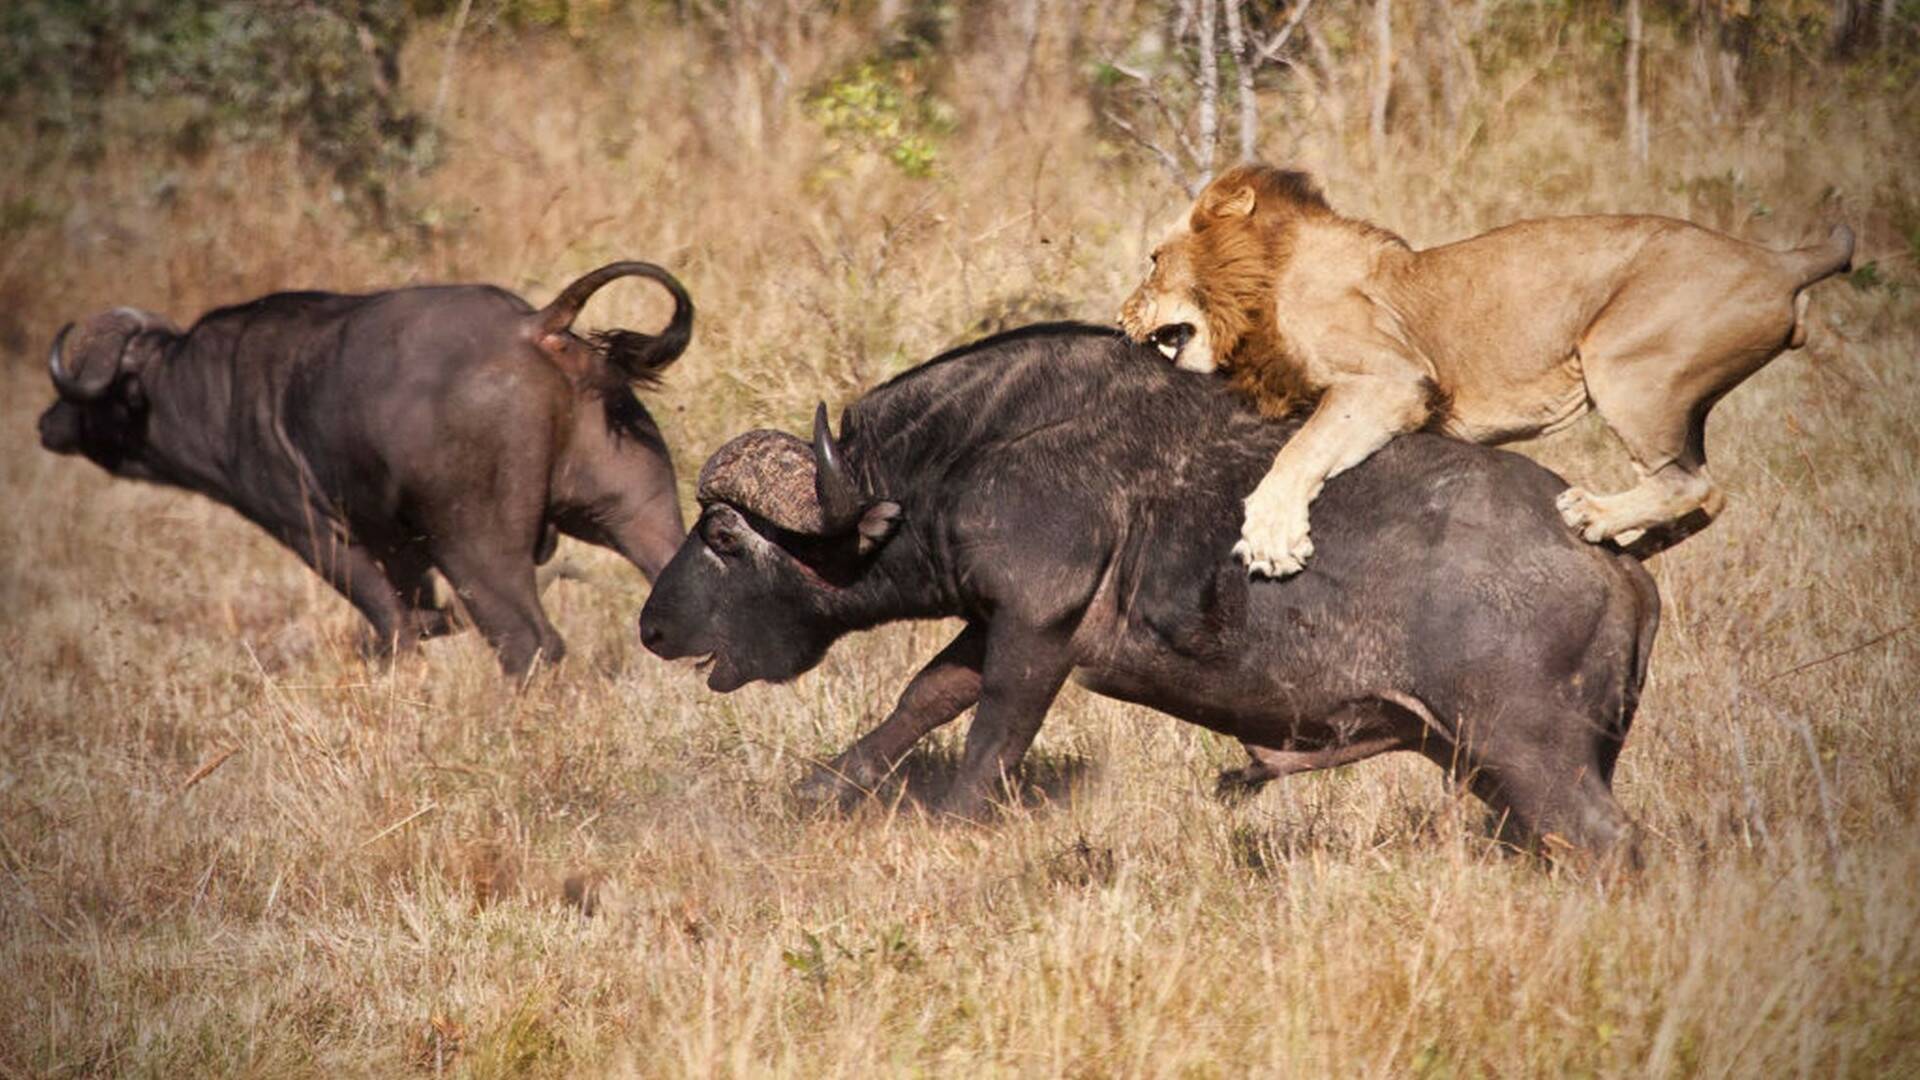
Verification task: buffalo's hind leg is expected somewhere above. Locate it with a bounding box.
[1216,735,1407,802]
[1217,695,1429,802]
[1447,725,1636,863]
[552,401,686,581]
[377,544,459,644]
[429,520,566,678]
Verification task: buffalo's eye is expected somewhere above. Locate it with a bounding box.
[705,521,744,557]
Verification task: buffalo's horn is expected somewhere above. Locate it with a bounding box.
[47,322,73,383]
[47,322,114,401]
[812,403,866,532]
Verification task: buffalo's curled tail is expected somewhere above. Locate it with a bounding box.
[533,261,694,386]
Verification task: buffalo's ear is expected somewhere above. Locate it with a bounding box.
[856,501,901,555]
[1203,184,1257,219]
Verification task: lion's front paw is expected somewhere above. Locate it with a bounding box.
[1235,486,1314,578]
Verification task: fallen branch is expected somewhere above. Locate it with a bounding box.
[1757,621,1913,685]
[177,744,241,796]
[359,803,440,849]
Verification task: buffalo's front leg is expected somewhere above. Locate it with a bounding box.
[798,623,987,807]
[940,621,1074,820]
[267,516,419,660]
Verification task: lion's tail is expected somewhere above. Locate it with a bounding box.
[1783,224,1854,288]
[1781,225,1852,350]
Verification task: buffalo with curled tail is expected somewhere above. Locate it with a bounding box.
[640,324,1660,858]
[39,261,694,676]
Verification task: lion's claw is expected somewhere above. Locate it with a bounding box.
[1557,486,1621,544]
[1233,524,1312,579]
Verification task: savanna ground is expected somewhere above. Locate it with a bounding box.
[2,2,1918,1074]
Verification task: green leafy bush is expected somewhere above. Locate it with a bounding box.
[806,60,952,179]
[1,0,419,214]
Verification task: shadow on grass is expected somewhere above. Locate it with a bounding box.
[800,743,1100,819]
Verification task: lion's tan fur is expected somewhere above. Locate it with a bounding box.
[1120,162,1855,574]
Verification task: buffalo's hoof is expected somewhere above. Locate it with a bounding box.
[793,761,872,810]
[1214,765,1273,803]
[931,786,999,824]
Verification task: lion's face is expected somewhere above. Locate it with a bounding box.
[1119,225,1219,373]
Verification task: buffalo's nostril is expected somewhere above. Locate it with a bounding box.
[639,620,668,654]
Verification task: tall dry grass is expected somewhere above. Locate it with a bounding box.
[2,5,1917,1075]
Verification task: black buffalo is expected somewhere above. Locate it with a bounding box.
[639,324,1659,855]
[39,262,693,675]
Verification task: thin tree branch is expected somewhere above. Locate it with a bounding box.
[1196,0,1220,183]
[1369,0,1392,169]
[1103,109,1193,193]
[1224,0,1258,160]
[1757,621,1914,685]
[1254,0,1316,65]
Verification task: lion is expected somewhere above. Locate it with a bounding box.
[1118,163,1855,577]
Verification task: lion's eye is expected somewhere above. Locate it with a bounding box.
[1148,251,1160,268]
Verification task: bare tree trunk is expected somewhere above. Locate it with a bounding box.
[1829,0,1867,55]
[1369,0,1392,169]
[1305,22,1346,168]
[1690,2,1718,124]
[1224,0,1259,161]
[1625,0,1648,170]
[1174,0,1198,42]
[1196,0,1221,185]
[1882,0,1898,46]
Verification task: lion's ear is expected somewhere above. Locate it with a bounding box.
[1204,184,1257,220]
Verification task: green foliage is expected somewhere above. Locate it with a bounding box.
[0,0,419,215]
[806,60,952,179]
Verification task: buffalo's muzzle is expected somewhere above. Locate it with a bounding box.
[37,404,81,455]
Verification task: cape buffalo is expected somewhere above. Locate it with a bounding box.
[39,261,693,675]
[639,324,1660,855]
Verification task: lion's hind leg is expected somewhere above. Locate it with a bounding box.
[1556,390,1723,546]
[1560,260,1795,545]
[1556,454,1720,547]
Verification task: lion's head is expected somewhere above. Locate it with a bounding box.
[1118,164,1329,375]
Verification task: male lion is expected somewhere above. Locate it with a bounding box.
[1119,163,1854,576]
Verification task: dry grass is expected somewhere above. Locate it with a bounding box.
[2,8,1918,1076]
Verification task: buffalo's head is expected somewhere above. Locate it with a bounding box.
[639,405,901,691]
[37,308,178,476]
